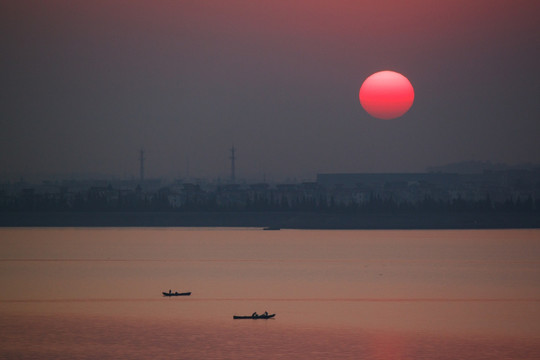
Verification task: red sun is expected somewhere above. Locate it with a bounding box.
[359,71,414,120]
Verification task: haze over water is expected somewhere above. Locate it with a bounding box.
[1,228,540,359]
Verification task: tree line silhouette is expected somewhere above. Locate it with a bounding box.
[1,187,537,214]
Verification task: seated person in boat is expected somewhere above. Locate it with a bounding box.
[252,312,258,317]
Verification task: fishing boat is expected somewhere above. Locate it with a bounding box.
[162,291,191,297]
[233,313,275,319]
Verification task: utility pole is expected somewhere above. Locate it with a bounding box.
[230,145,236,183]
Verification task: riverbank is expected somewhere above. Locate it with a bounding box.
[1,211,539,229]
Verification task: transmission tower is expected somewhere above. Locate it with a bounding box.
[139,148,145,184]
[230,146,236,183]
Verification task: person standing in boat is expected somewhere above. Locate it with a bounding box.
[263,311,268,316]
[169,289,172,294]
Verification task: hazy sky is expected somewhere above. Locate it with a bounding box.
[1,1,539,181]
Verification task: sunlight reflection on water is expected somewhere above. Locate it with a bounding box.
[1,313,540,360]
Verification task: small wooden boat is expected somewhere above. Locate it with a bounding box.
[162,291,191,297]
[233,313,275,319]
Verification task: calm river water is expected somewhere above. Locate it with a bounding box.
[1,228,539,359]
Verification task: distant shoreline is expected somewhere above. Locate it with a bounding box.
[1,211,539,229]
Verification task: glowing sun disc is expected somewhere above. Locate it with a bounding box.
[359,70,414,120]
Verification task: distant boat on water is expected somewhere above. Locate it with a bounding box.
[233,313,275,319]
[162,291,191,297]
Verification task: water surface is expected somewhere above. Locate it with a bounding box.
[1,228,539,359]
